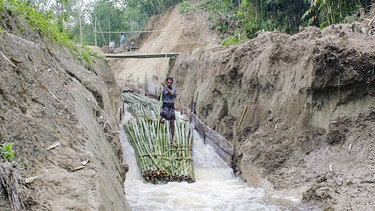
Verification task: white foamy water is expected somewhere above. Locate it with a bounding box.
[121,121,290,211]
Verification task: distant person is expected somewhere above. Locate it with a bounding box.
[109,41,115,54]
[120,33,125,52]
[159,77,177,146]
[127,40,135,52]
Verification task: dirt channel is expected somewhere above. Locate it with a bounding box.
[111,3,375,211]
[1,1,375,210]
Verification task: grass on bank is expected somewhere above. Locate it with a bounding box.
[0,0,97,68]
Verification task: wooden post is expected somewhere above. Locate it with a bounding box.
[119,105,122,121]
[190,95,194,113]
[232,120,238,172]
[122,102,125,119]
[237,105,247,131]
[216,120,220,133]
[79,14,83,45]
[232,106,247,173]
[144,73,147,93]
[94,17,97,46]
[194,92,199,115]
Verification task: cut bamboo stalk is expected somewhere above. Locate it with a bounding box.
[123,92,194,183]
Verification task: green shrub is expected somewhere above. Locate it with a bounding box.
[1,142,15,162]
[0,0,4,31]
[78,49,93,68]
[180,1,194,14]
[2,0,68,45]
[221,33,242,46]
[2,0,99,71]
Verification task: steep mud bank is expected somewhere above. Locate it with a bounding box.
[170,25,375,209]
[109,4,220,93]
[0,13,129,210]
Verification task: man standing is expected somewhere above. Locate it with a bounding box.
[160,77,177,145]
[119,33,125,52]
[109,41,115,54]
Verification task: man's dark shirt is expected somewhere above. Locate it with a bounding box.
[161,86,177,105]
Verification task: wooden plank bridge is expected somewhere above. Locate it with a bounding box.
[103,52,180,58]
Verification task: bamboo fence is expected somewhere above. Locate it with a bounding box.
[123,92,195,183]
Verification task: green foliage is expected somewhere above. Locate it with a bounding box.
[132,0,184,17]
[0,0,3,32]
[1,142,15,162]
[169,54,176,63]
[205,0,371,41]
[1,0,98,70]
[180,1,194,14]
[68,0,185,47]
[87,0,127,46]
[221,33,243,46]
[3,0,72,46]
[0,142,29,168]
[77,48,94,68]
[302,0,363,28]
[72,44,104,70]
[3,0,372,49]
[205,0,241,37]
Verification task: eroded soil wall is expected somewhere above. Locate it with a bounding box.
[0,28,129,210]
[170,25,375,210]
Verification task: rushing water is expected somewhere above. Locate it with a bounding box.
[121,115,290,211]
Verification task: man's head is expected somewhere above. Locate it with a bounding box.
[166,77,173,88]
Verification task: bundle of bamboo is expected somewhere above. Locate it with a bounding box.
[123,92,195,183]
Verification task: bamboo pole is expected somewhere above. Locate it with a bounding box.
[123,92,194,183]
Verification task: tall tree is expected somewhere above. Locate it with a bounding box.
[89,0,126,46]
[302,0,363,28]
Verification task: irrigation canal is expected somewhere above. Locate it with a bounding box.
[120,111,295,210]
